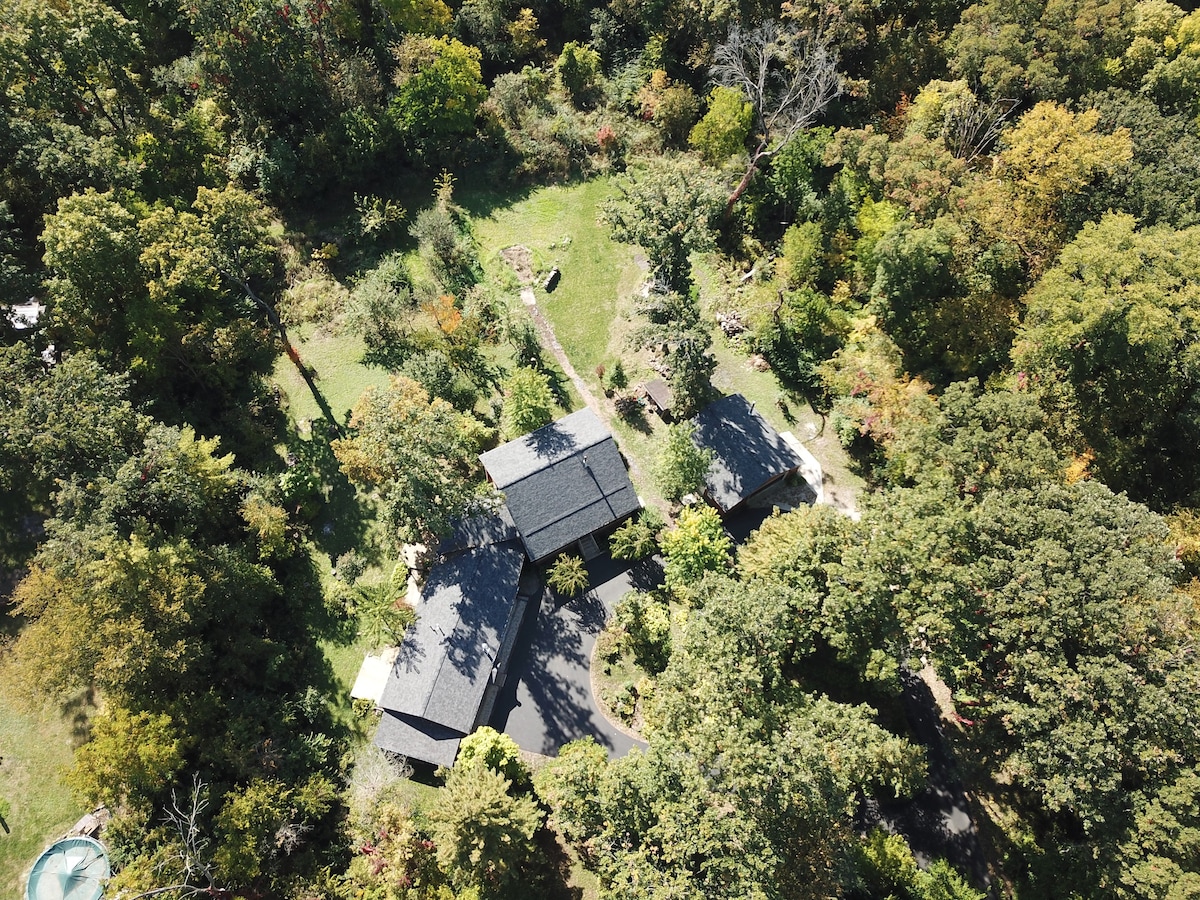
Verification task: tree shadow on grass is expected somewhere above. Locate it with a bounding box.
[453,167,545,222]
[284,423,380,571]
[60,687,97,748]
[531,826,586,900]
[615,403,653,435]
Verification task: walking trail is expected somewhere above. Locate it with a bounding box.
[519,285,661,509]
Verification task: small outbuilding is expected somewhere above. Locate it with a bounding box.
[7,299,45,332]
[638,378,674,421]
[691,393,806,514]
[479,408,640,563]
[374,515,530,768]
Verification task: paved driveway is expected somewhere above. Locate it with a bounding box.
[488,555,654,759]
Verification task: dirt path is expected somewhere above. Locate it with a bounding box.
[519,286,659,503]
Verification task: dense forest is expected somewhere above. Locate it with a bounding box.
[2,0,1200,897]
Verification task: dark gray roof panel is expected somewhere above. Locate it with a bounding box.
[479,408,612,488]
[374,710,462,768]
[503,439,640,561]
[437,508,519,556]
[479,409,640,562]
[379,544,524,732]
[692,394,804,513]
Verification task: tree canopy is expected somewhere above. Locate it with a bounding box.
[332,375,488,545]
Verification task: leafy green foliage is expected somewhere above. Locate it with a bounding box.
[666,331,718,419]
[689,86,753,164]
[778,220,823,289]
[612,591,672,674]
[354,581,416,650]
[410,187,482,297]
[609,508,663,561]
[533,738,608,847]
[660,505,731,596]
[601,156,724,293]
[499,367,554,438]
[949,0,1134,101]
[1014,212,1200,500]
[651,83,700,147]
[390,36,487,158]
[67,708,185,810]
[821,383,1200,892]
[547,554,589,598]
[984,102,1132,271]
[332,376,487,545]
[543,575,926,900]
[0,347,144,512]
[214,774,338,887]
[754,287,845,393]
[41,184,280,452]
[0,0,146,220]
[8,0,1200,894]
[1085,87,1200,228]
[8,432,267,706]
[853,829,984,900]
[554,42,603,109]
[739,504,851,596]
[428,762,542,897]
[654,422,713,502]
[457,727,530,787]
[347,254,416,368]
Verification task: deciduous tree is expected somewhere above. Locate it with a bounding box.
[660,505,730,596]
[710,20,844,216]
[500,366,555,438]
[689,86,754,164]
[976,101,1132,271]
[428,762,542,896]
[654,422,713,502]
[390,35,487,158]
[601,157,724,293]
[68,708,185,810]
[332,376,487,545]
[1014,212,1200,500]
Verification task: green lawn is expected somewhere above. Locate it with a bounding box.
[273,325,392,429]
[0,696,82,897]
[472,179,645,382]
[468,178,864,510]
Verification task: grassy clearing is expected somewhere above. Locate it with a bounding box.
[470,179,864,510]
[472,179,645,383]
[273,324,391,429]
[692,255,866,507]
[0,695,82,897]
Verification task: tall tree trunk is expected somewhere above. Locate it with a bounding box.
[224,272,343,436]
[724,142,770,220]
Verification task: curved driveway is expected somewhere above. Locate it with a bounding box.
[488,555,652,759]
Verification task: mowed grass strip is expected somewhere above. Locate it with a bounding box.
[0,695,80,897]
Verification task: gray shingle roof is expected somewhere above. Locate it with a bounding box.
[692,394,804,513]
[437,508,519,558]
[378,543,525,741]
[375,711,463,769]
[479,409,640,562]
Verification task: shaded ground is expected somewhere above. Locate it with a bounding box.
[489,555,649,759]
[859,667,990,892]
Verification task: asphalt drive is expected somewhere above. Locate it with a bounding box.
[488,555,652,758]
